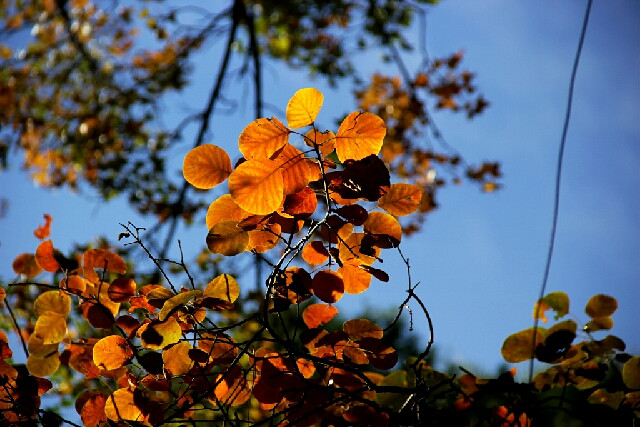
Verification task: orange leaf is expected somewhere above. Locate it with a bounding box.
[35,240,60,272]
[338,261,372,294]
[33,214,52,240]
[84,249,126,274]
[283,187,318,218]
[76,390,108,427]
[311,270,344,304]
[12,253,43,278]
[205,194,250,229]
[93,336,133,370]
[104,388,143,421]
[378,183,423,216]
[198,333,238,365]
[286,87,324,128]
[248,223,281,253]
[302,241,329,266]
[304,129,335,157]
[213,365,252,406]
[303,303,338,328]
[343,319,383,341]
[272,143,313,195]
[338,232,380,266]
[206,220,249,256]
[182,144,232,189]
[108,278,136,303]
[363,211,402,248]
[335,112,386,162]
[228,159,284,215]
[162,341,194,376]
[61,275,87,294]
[238,116,290,159]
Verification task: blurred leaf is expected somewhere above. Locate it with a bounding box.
[585,294,618,318]
[622,356,640,390]
[501,327,545,363]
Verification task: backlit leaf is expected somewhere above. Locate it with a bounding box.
[303,304,338,328]
[162,341,194,376]
[76,390,108,427]
[108,278,136,303]
[286,87,323,128]
[33,214,52,240]
[182,144,232,189]
[304,129,335,157]
[228,159,284,215]
[34,313,67,344]
[343,319,383,341]
[302,241,329,266]
[84,249,127,274]
[247,223,281,253]
[284,187,318,217]
[238,116,290,159]
[622,356,640,389]
[27,335,58,358]
[61,275,87,294]
[585,294,618,318]
[206,194,250,229]
[501,327,545,363]
[363,211,402,248]
[339,232,380,265]
[378,183,422,216]
[206,220,250,256]
[93,336,133,370]
[12,253,43,278]
[104,388,143,421]
[311,269,344,303]
[335,111,386,162]
[273,143,313,195]
[26,352,60,377]
[198,333,238,365]
[33,290,71,317]
[35,240,60,272]
[158,289,202,321]
[213,365,252,406]
[338,261,372,294]
[203,274,240,304]
[139,318,182,350]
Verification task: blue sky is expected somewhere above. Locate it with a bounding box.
[1,1,638,379]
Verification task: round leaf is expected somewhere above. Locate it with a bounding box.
[585,294,618,318]
[93,336,133,370]
[203,274,240,304]
[34,313,67,344]
[303,304,339,328]
[139,318,182,350]
[104,388,143,421]
[206,220,250,256]
[26,352,60,377]
[228,159,284,215]
[35,240,60,272]
[84,249,126,274]
[378,183,422,216]
[206,194,250,229]
[622,356,640,389]
[311,269,344,304]
[34,290,71,317]
[108,278,136,303]
[363,211,402,248]
[238,116,290,159]
[343,319,383,341]
[304,129,335,156]
[163,341,194,376]
[12,253,43,278]
[158,289,202,321]
[335,111,386,162]
[286,87,324,128]
[182,144,232,189]
[501,327,545,363]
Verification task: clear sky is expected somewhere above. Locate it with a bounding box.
[1,1,638,379]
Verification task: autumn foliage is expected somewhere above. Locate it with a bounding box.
[1,90,638,426]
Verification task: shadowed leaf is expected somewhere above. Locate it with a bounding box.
[206,220,250,256]
[303,304,339,328]
[501,327,545,363]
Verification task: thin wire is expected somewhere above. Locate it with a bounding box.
[529,0,593,383]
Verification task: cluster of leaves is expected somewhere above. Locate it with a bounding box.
[0,0,495,240]
[1,89,637,426]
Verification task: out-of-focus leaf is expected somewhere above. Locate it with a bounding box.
[26,352,60,377]
[622,356,640,389]
[501,327,545,363]
[585,294,618,318]
[343,318,383,341]
[33,290,71,317]
[84,249,127,274]
[35,240,61,272]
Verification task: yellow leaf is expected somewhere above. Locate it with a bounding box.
[286,88,324,129]
[158,290,202,321]
[335,112,386,162]
[33,290,72,317]
[182,144,232,189]
[104,388,143,421]
[228,159,284,215]
[238,117,290,159]
[363,211,402,248]
[206,220,250,256]
[26,352,60,377]
[34,313,67,344]
[378,183,422,216]
[203,274,240,304]
[27,335,59,358]
[139,318,182,350]
[93,336,133,370]
[501,327,545,363]
[162,341,194,376]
